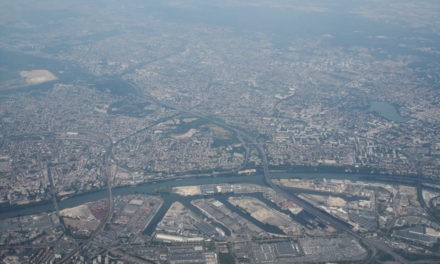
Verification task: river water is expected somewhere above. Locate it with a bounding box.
[0,173,265,219]
[0,170,421,220]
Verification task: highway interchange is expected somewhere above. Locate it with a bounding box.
[14,84,432,263]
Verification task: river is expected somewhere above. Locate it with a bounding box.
[0,170,426,220]
[0,173,264,219]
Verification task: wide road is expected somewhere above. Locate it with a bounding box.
[60,82,411,263]
[57,140,114,264]
[139,87,413,263]
[252,139,409,264]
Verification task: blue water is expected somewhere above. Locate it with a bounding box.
[369,101,408,123]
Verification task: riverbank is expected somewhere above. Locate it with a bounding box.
[1,168,436,220]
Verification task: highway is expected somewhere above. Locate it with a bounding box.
[52,83,417,263]
[133,87,411,263]
[134,85,416,264]
[46,165,62,224]
[56,138,115,264]
[252,136,411,264]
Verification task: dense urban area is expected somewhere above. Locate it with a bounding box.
[0,0,440,263]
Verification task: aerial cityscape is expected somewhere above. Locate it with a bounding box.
[0,0,439,263]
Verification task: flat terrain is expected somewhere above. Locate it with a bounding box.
[20,69,57,85]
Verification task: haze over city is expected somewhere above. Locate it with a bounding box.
[0,0,440,263]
